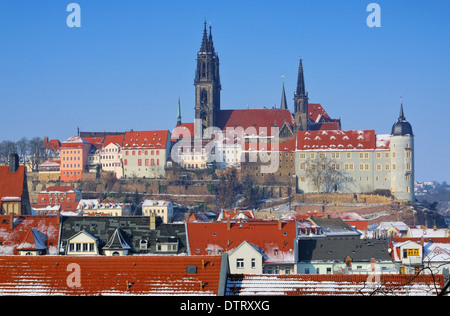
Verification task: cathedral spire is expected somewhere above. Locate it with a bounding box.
[200,20,209,52]
[294,58,309,132]
[208,23,215,53]
[280,77,287,109]
[296,58,307,97]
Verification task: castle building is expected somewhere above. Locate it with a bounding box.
[295,102,414,201]
[175,21,414,202]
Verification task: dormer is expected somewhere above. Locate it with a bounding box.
[65,230,99,256]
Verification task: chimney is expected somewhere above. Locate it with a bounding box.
[9,153,19,173]
[9,213,14,231]
[226,219,231,231]
[149,213,156,230]
[370,258,375,272]
[56,210,61,226]
[44,137,49,148]
[278,219,282,230]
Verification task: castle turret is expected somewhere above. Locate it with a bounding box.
[390,100,414,202]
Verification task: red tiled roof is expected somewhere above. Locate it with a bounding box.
[217,109,294,134]
[103,134,125,147]
[309,121,341,131]
[0,215,60,255]
[41,186,78,193]
[44,139,61,151]
[172,123,195,141]
[226,274,445,296]
[308,103,330,122]
[221,209,255,220]
[61,136,91,148]
[296,130,376,151]
[187,220,297,263]
[0,255,224,295]
[83,137,104,144]
[0,165,25,204]
[123,130,170,149]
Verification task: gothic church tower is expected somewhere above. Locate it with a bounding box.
[294,58,308,132]
[194,21,221,139]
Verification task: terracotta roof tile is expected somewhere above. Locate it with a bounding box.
[296,130,376,151]
[187,220,297,263]
[123,130,170,149]
[0,165,25,204]
[217,109,294,133]
[0,215,60,255]
[0,255,223,295]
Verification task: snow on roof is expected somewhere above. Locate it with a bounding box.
[296,130,376,151]
[0,255,224,296]
[226,274,445,296]
[142,200,171,207]
[409,228,449,238]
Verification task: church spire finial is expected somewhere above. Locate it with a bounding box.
[177,97,182,126]
[398,96,406,121]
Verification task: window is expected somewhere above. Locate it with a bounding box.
[331,152,340,159]
[403,248,419,258]
[236,258,244,269]
[344,163,354,171]
[138,159,142,166]
[145,159,149,166]
[251,258,256,268]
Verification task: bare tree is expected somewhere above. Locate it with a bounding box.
[0,140,17,164]
[16,137,29,164]
[28,137,46,171]
[304,154,345,193]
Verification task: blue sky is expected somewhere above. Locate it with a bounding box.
[0,0,449,183]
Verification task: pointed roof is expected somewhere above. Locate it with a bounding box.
[199,20,209,52]
[208,23,215,53]
[176,97,182,126]
[17,228,48,251]
[280,81,287,109]
[296,58,307,97]
[103,228,131,250]
[391,99,413,136]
